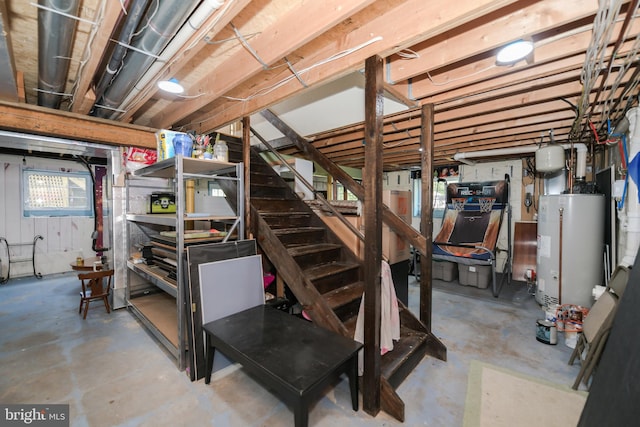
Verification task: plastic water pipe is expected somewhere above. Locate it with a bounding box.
[621,107,640,267]
[453,143,588,177]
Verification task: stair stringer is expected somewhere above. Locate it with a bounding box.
[250,205,349,336]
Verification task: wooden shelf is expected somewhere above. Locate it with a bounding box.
[129,293,179,349]
[132,155,236,178]
[126,213,238,226]
[127,261,177,297]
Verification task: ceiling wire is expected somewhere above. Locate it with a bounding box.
[571,0,625,140]
[591,0,640,134]
[220,36,383,103]
[231,22,269,69]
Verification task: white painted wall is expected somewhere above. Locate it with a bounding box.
[0,154,95,279]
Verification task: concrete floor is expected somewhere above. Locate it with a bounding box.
[0,272,582,426]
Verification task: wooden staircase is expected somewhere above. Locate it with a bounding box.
[222,143,441,421]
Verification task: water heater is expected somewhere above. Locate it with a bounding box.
[536,194,604,308]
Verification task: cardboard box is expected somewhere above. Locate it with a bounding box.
[383,224,410,264]
[148,193,176,214]
[432,260,457,281]
[383,190,412,220]
[458,264,492,288]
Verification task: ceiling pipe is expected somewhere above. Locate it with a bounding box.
[92,0,150,103]
[588,0,639,137]
[453,143,588,178]
[0,1,19,101]
[115,0,225,119]
[37,0,80,109]
[93,0,199,118]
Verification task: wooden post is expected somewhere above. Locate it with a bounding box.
[243,116,251,240]
[362,54,384,416]
[420,104,435,330]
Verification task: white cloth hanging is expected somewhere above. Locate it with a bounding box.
[354,260,401,375]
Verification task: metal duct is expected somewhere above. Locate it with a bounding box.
[37,0,80,108]
[116,0,225,117]
[93,0,150,102]
[94,0,198,118]
[0,1,19,101]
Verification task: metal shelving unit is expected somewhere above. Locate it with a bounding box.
[125,155,244,370]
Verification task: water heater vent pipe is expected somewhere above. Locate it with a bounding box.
[453,143,588,177]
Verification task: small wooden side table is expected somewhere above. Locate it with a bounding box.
[70,256,103,272]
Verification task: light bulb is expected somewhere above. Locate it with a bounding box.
[496,40,534,65]
[157,78,184,94]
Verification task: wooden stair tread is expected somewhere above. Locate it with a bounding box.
[260,211,310,217]
[251,180,281,187]
[323,281,364,309]
[272,227,325,235]
[380,326,429,383]
[288,243,342,257]
[304,262,360,281]
[251,195,299,201]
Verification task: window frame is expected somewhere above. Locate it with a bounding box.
[22,169,94,218]
[412,173,459,218]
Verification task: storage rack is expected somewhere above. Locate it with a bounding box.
[0,235,44,284]
[125,155,244,370]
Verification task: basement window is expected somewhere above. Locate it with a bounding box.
[22,169,93,217]
[412,173,459,218]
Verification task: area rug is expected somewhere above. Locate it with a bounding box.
[463,360,588,427]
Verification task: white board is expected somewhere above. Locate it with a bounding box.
[198,254,265,373]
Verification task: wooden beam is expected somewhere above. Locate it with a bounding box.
[181,0,520,133]
[362,54,383,418]
[16,71,26,103]
[119,0,253,122]
[0,101,157,147]
[71,3,122,114]
[150,0,377,129]
[76,88,97,116]
[386,0,597,83]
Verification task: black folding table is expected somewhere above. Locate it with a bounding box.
[204,305,362,427]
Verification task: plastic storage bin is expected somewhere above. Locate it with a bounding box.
[458,264,491,288]
[432,260,457,282]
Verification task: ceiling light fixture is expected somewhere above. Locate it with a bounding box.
[496,40,534,65]
[157,78,184,94]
